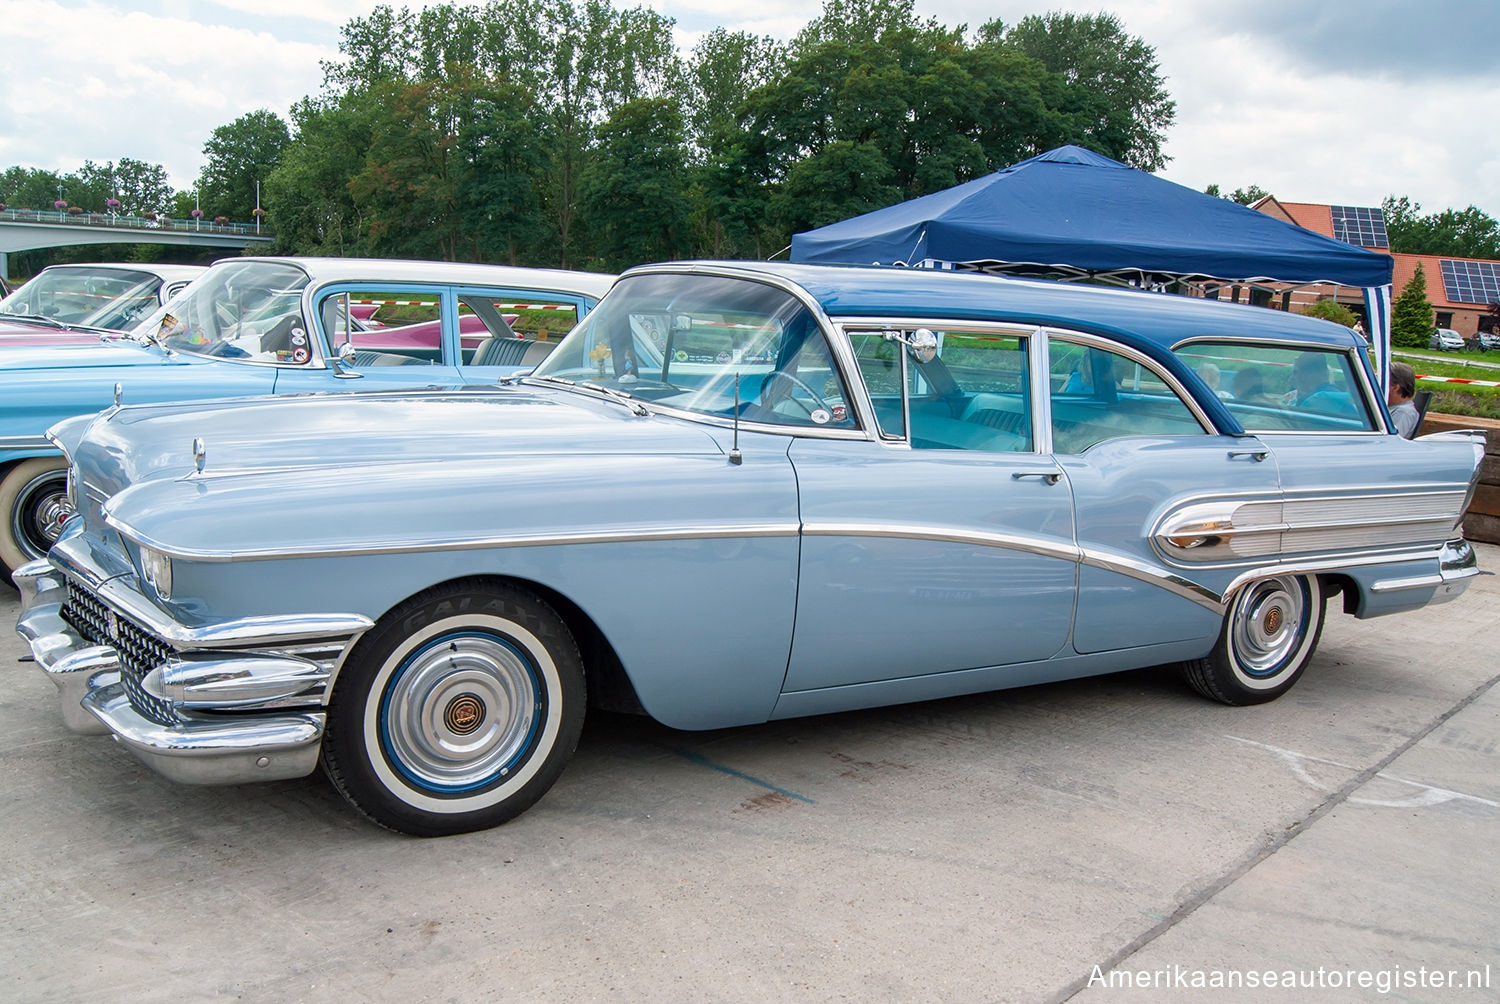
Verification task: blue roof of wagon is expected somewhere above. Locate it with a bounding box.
[677,261,1365,354]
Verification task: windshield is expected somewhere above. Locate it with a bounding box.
[137,260,313,363]
[0,266,165,330]
[532,272,856,429]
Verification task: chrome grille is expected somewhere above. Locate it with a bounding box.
[62,580,180,726]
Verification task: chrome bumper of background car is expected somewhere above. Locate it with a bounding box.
[14,558,325,785]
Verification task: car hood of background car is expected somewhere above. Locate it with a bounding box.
[0,340,181,370]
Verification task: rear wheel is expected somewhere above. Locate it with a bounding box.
[1182,574,1325,706]
[322,581,586,836]
[0,457,69,581]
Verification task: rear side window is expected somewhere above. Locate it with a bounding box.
[1048,339,1205,453]
[1174,342,1376,432]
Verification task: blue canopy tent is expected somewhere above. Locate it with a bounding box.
[790,146,1396,382]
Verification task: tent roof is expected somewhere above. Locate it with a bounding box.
[789,146,1394,289]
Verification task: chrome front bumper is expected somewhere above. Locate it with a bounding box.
[14,559,326,785]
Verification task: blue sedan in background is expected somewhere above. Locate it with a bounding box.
[0,256,613,574]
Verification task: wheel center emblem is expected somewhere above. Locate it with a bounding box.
[1263,605,1283,634]
[445,695,486,735]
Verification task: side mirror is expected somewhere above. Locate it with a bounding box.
[338,341,356,363]
[884,327,938,363]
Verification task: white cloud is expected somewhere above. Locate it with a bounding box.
[2,0,1496,218]
[1,0,333,187]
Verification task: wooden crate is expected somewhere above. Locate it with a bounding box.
[1418,413,1500,544]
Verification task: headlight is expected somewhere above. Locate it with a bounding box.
[140,546,173,601]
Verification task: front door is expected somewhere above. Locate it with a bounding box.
[782,324,1078,694]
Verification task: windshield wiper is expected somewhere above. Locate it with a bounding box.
[528,374,649,415]
[0,312,66,329]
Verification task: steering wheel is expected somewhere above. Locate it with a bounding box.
[761,371,830,417]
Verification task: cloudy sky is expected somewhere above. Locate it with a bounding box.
[3,0,1497,218]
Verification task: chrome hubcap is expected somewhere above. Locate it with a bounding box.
[383,634,539,790]
[1230,576,1306,676]
[12,470,69,560]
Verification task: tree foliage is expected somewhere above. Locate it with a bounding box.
[1205,182,1268,206]
[1301,299,1358,327]
[6,0,1181,274]
[1383,195,1500,260]
[1000,12,1175,172]
[1391,262,1435,349]
[196,110,289,220]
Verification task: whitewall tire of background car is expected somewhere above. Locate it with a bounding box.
[0,456,70,580]
[1181,574,1326,706]
[322,580,586,836]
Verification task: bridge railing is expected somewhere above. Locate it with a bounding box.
[0,207,272,236]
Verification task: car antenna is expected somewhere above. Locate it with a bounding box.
[729,375,743,465]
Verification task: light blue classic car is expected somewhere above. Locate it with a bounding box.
[15,261,1486,835]
[0,257,614,575]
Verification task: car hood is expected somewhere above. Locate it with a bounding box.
[71,386,744,562]
[0,340,174,370]
[75,384,727,498]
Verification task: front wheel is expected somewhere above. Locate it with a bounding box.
[0,456,70,581]
[1181,574,1325,706]
[322,581,586,836]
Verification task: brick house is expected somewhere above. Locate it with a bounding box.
[1253,196,1500,338]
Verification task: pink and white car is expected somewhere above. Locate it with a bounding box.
[0,263,205,345]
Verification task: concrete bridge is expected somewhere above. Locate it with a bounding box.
[0,208,274,280]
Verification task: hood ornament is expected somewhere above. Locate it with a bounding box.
[193,437,206,475]
[113,382,123,408]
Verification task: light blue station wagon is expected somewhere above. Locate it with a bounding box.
[15,261,1486,835]
[0,257,613,576]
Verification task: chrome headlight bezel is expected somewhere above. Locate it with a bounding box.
[139,545,173,601]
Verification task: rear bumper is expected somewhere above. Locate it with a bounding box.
[14,558,326,784]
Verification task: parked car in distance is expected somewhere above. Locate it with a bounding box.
[1471,330,1500,352]
[16,261,1485,835]
[0,257,614,575]
[1428,328,1466,351]
[0,262,204,344]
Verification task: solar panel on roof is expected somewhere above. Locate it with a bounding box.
[1330,205,1390,248]
[1439,259,1500,304]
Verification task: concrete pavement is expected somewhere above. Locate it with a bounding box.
[2,545,1496,1001]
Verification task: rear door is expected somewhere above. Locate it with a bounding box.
[1050,333,1282,654]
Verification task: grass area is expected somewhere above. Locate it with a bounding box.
[1391,349,1500,417]
[1427,388,1500,420]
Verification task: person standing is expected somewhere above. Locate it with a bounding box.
[1387,361,1420,438]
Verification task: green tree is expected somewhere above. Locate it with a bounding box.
[1301,299,1358,327]
[1391,262,1435,349]
[1001,11,1176,171]
[1206,183,1268,206]
[196,110,290,221]
[459,81,548,265]
[1,166,66,211]
[579,98,692,271]
[265,93,380,254]
[684,29,782,256]
[1383,195,1500,259]
[740,0,1074,250]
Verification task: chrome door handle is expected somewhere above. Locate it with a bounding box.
[1012,470,1063,485]
[1227,449,1268,462]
